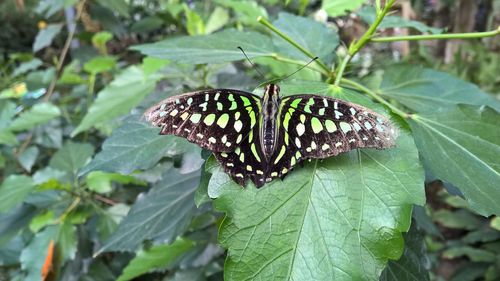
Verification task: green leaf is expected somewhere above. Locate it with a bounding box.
[0,130,18,145]
[272,13,339,61]
[184,5,205,35]
[92,31,113,54]
[131,16,164,33]
[83,56,117,74]
[20,225,58,281]
[214,0,268,26]
[409,105,500,216]
[212,86,425,280]
[80,119,186,175]
[378,65,500,113]
[205,7,229,34]
[380,221,430,281]
[358,7,443,34]
[0,236,23,266]
[29,210,55,233]
[443,247,496,262]
[20,223,77,281]
[96,169,200,254]
[432,209,483,230]
[141,57,170,76]
[0,205,36,246]
[131,29,275,64]
[18,146,39,172]
[33,23,63,52]
[96,0,129,17]
[9,103,61,132]
[321,0,365,17]
[86,171,146,193]
[13,58,43,77]
[0,175,35,213]
[49,141,95,180]
[117,238,195,281]
[58,222,77,261]
[491,217,500,231]
[72,66,158,136]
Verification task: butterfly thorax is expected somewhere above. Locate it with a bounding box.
[260,84,281,160]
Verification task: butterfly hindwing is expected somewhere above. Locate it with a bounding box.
[265,94,399,180]
[213,125,268,187]
[145,89,260,152]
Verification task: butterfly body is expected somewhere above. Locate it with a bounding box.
[145,84,398,188]
[260,84,281,160]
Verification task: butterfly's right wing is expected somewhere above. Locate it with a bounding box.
[263,94,399,180]
[145,89,260,152]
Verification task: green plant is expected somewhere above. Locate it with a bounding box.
[0,0,499,280]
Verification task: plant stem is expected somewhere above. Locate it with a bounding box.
[340,78,409,119]
[257,16,332,76]
[333,54,351,86]
[44,0,87,102]
[370,27,500,42]
[334,0,396,86]
[55,197,81,224]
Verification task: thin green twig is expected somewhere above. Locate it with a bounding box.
[340,78,409,119]
[370,27,500,42]
[257,16,332,77]
[334,0,396,86]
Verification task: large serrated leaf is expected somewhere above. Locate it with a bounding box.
[409,105,500,216]
[214,130,423,280]
[71,66,158,136]
[131,29,275,64]
[208,85,425,280]
[378,65,500,113]
[80,119,186,175]
[96,169,200,254]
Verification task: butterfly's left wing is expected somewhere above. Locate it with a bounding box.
[145,89,260,152]
[265,94,399,180]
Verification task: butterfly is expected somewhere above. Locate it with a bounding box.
[145,83,398,188]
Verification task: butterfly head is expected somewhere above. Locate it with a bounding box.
[263,83,280,100]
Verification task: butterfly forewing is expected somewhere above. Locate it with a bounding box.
[145,89,261,152]
[265,94,398,180]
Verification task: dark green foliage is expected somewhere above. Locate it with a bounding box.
[0,0,499,281]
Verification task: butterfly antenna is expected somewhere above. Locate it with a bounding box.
[277,56,319,83]
[237,46,266,79]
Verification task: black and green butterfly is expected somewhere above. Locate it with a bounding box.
[145,83,398,188]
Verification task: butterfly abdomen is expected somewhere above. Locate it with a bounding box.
[260,84,282,159]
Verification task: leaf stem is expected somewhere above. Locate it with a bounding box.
[257,16,332,77]
[370,27,500,42]
[340,78,409,119]
[334,0,396,86]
